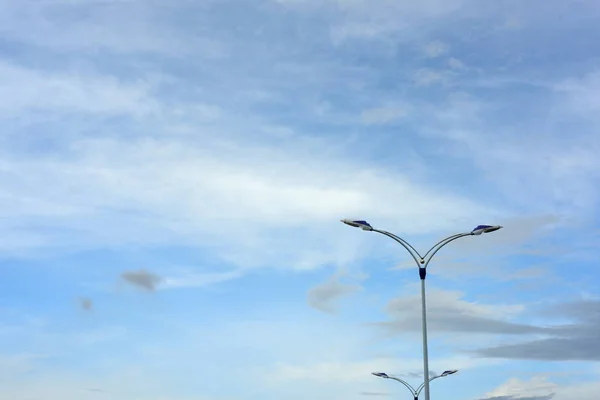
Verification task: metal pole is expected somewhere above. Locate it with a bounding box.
[420,271,430,400]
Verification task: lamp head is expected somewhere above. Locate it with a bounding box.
[372,372,389,378]
[441,369,458,377]
[471,225,502,235]
[341,218,374,231]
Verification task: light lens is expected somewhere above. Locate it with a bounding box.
[341,219,373,230]
[372,372,389,378]
[441,369,458,376]
[471,225,502,235]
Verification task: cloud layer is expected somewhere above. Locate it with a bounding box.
[475,300,600,361]
[2,0,600,399]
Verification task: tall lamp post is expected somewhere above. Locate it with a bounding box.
[372,369,458,400]
[341,219,502,400]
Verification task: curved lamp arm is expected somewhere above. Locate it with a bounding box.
[421,233,468,260]
[416,375,441,396]
[341,219,501,272]
[416,370,459,397]
[372,229,475,269]
[422,233,473,268]
[388,377,418,396]
[372,229,423,266]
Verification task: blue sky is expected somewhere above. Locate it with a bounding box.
[1,0,600,399]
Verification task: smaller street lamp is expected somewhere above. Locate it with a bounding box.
[371,369,459,400]
[342,218,501,400]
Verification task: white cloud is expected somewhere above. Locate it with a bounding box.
[554,381,600,400]
[414,91,600,215]
[484,376,558,399]
[414,68,447,86]
[0,60,157,116]
[361,106,409,124]
[0,133,501,270]
[162,269,244,289]
[481,376,600,400]
[307,270,363,313]
[448,57,466,70]
[497,16,524,30]
[554,71,600,114]
[424,40,449,58]
[279,0,471,43]
[0,0,226,57]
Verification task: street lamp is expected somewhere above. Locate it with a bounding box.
[372,370,458,400]
[341,219,502,400]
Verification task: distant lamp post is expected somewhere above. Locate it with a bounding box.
[372,370,459,400]
[342,219,502,400]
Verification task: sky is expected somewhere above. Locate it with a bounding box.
[1,0,600,399]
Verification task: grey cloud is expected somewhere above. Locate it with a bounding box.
[374,294,600,363]
[372,289,546,336]
[474,300,600,361]
[78,297,93,311]
[475,337,600,361]
[545,300,600,322]
[85,388,108,393]
[376,315,546,336]
[121,269,162,291]
[307,271,362,314]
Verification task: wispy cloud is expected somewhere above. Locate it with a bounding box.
[310,0,472,43]
[0,60,157,117]
[553,71,600,115]
[413,68,448,86]
[480,376,558,400]
[162,269,243,289]
[0,0,225,57]
[307,270,363,314]
[448,57,466,70]
[423,40,449,58]
[0,133,501,270]
[361,105,409,125]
